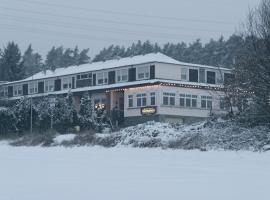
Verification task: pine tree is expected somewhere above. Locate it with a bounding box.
[79,92,94,129]
[0,42,23,81]
[78,48,90,65]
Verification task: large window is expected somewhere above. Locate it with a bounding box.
[136,93,147,107]
[181,68,188,81]
[97,72,108,85]
[44,80,54,93]
[207,71,216,84]
[150,92,156,105]
[137,66,150,80]
[189,69,198,82]
[0,86,8,97]
[29,82,38,94]
[179,94,197,108]
[201,96,212,109]
[116,69,128,82]
[14,85,23,96]
[163,92,175,106]
[128,95,133,108]
[62,77,72,90]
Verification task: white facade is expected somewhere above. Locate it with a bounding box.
[124,86,227,118]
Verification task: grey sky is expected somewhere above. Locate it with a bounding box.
[0,0,261,58]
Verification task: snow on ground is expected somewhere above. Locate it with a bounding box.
[0,144,269,200]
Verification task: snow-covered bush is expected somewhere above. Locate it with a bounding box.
[0,107,16,135]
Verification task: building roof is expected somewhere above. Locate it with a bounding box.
[2,52,231,85]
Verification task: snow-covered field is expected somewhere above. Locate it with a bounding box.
[0,145,269,200]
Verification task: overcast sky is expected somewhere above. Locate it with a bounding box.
[0,0,261,58]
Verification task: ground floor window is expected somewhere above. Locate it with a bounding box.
[128,95,133,108]
[201,96,212,109]
[179,94,197,108]
[150,92,156,105]
[136,93,147,107]
[163,92,175,106]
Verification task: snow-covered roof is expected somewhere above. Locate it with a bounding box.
[1,52,231,85]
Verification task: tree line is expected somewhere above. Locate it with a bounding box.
[0,44,90,81]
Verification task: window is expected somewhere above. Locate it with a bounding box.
[116,69,128,82]
[189,69,198,82]
[29,82,38,94]
[97,72,108,85]
[136,93,147,107]
[62,77,72,90]
[179,94,197,108]
[150,92,156,105]
[180,94,185,107]
[192,95,198,108]
[181,68,188,81]
[14,85,23,96]
[128,95,133,108]
[163,92,175,106]
[0,86,8,97]
[220,97,230,110]
[44,80,54,92]
[137,66,150,80]
[201,96,212,109]
[207,71,216,84]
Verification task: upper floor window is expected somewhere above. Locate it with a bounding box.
[137,66,150,80]
[116,69,128,82]
[136,93,147,107]
[97,72,108,85]
[44,80,54,93]
[29,82,38,94]
[181,68,188,81]
[14,85,23,96]
[163,92,175,106]
[0,86,8,97]
[62,77,72,90]
[189,69,198,82]
[201,96,212,109]
[207,71,216,84]
[77,73,92,80]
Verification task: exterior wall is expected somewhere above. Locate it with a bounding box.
[155,62,181,80]
[124,85,227,119]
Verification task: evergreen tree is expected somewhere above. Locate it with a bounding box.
[78,48,90,65]
[0,42,23,81]
[79,92,94,129]
[21,45,43,78]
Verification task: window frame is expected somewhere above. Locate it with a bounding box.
[116,68,128,83]
[44,79,55,93]
[28,82,38,94]
[150,92,156,106]
[136,93,147,107]
[181,67,188,81]
[62,76,72,90]
[128,95,133,108]
[201,96,212,109]
[97,71,108,85]
[163,92,175,106]
[14,84,23,96]
[137,66,150,80]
